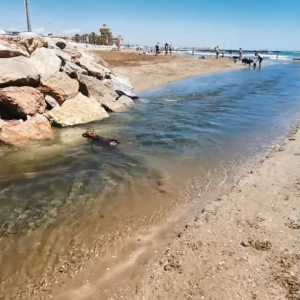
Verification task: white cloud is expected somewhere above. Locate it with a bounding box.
[33,27,45,33]
[62,28,81,34]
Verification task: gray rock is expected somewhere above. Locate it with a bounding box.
[54,49,72,63]
[29,48,62,76]
[62,61,88,78]
[105,74,139,99]
[77,74,128,112]
[45,93,109,127]
[75,52,111,80]
[56,40,67,50]
[45,95,60,109]
[118,95,135,107]
[0,56,40,88]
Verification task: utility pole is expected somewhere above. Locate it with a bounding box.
[24,0,32,32]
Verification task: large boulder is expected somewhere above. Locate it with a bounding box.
[0,86,46,118]
[104,74,139,99]
[40,72,79,104]
[0,115,53,146]
[30,48,62,76]
[61,61,88,78]
[75,52,111,80]
[0,56,40,88]
[0,36,29,58]
[45,93,109,127]
[18,37,47,55]
[62,45,82,61]
[118,95,135,108]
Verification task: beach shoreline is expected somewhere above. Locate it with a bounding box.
[49,117,300,300]
[93,51,246,92]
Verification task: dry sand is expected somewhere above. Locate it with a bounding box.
[94,51,244,92]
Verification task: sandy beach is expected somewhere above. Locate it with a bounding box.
[93,51,245,92]
[47,55,299,300]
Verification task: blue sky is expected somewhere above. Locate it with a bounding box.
[1,0,299,50]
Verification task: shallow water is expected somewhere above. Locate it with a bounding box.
[1,61,300,298]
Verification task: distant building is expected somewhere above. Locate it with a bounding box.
[99,24,113,45]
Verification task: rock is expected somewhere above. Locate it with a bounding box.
[54,49,72,63]
[30,48,62,76]
[62,61,88,78]
[0,36,29,58]
[18,37,47,55]
[118,95,135,107]
[77,74,135,112]
[45,95,60,109]
[56,40,67,50]
[0,119,5,129]
[62,45,82,61]
[0,114,53,146]
[75,52,111,80]
[77,74,129,112]
[45,93,109,127]
[40,72,79,105]
[0,56,40,88]
[105,74,139,99]
[0,86,46,118]
[44,37,59,50]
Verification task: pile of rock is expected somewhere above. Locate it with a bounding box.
[0,36,138,146]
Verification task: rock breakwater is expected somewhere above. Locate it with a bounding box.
[0,36,138,146]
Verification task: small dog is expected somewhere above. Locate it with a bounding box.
[242,58,254,66]
[82,130,120,146]
[230,55,240,63]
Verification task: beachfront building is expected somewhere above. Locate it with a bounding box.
[73,24,122,47]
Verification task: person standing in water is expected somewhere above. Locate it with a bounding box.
[255,52,263,67]
[238,48,243,60]
[169,44,172,55]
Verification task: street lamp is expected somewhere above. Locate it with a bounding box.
[24,0,32,31]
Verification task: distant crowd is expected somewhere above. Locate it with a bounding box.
[154,42,172,55]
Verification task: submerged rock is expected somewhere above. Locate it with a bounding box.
[0,86,46,118]
[0,56,40,88]
[45,93,109,127]
[40,72,79,105]
[0,114,53,146]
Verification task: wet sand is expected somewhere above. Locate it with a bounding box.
[50,120,300,300]
[93,51,245,92]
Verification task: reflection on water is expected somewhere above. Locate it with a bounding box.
[1,62,300,299]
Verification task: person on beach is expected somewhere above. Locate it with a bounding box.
[155,43,160,55]
[221,50,225,58]
[215,46,220,59]
[255,52,263,67]
[229,49,232,57]
[169,44,172,55]
[239,48,243,59]
[165,42,169,55]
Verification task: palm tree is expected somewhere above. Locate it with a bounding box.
[74,33,80,43]
[90,32,96,45]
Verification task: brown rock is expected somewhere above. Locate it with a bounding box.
[45,93,109,127]
[0,115,53,146]
[0,87,46,118]
[0,56,40,88]
[41,72,79,104]
[18,37,47,55]
[0,36,29,58]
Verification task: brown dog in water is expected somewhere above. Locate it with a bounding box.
[82,130,120,146]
